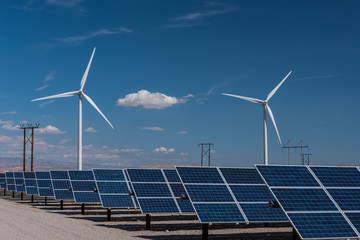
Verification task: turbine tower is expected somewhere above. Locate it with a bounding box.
[222,71,292,165]
[32,48,114,170]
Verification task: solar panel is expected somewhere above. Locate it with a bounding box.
[14,172,25,192]
[255,165,360,239]
[35,171,54,197]
[176,166,287,223]
[24,172,38,195]
[5,172,15,191]
[127,169,194,214]
[93,169,136,209]
[50,171,74,200]
[68,170,100,203]
[0,173,6,189]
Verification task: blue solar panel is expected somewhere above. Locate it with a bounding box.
[176,167,224,184]
[230,185,274,202]
[69,170,100,203]
[39,188,54,197]
[127,169,165,182]
[186,185,234,202]
[327,189,360,211]
[14,172,23,178]
[241,203,288,222]
[68,171,94,180]
[194,203,245,223]
[73,192,100,203]
[288,212,358,239]
[101,195,134,208]
[24,172,38,195]
[220,168,263,184]
[36,171,51,179]
[8,185,16,191]
[6,172,14,178]
[14,172,25,192]
[310,166,360,187]
[255,165,319,187]
[0,173,5,189]
[138,198,179,213]
[93,169,125,181]
[54,190,74,200]
[128,168,194,214]
[93,169,136,209]
[37,179,52,188]
[35,172,54,197]
[16,186,25,192]
[177,166,287,224]
[132,183,172,197]
[50,171,69,180]
[52,180,71,189]
[271,188,338,211]
[345,213,360,232]
[163,169,181,182]
[6,172,15,191]
[96,182,129,194]
[15,178,24,185]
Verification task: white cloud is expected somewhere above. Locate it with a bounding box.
[141,127,164,131]
[153,147,175,154]
[36,84,49,91]
[84,127,98,133]
[1,111,17,115]
[36,125,65,134]
[44,71,56,82]
[180,152,188,156]
[0,120,14,125]
[117,90,193,109]
[211,150,216,154]
[121,148,143,153]
[46,0,84,7]
[177,131,187,134]
[38,100,55,108]
[1,124,20,131]
[59,138,71,145]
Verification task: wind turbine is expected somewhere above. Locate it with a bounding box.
[222,71,292,165]
[32,48,114,170]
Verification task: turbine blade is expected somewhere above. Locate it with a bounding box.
[266,105,282,144]
[80,47,96,90]
[82,93,114,129]
[31,91,78,102]
[266,71,292,102]
[222,93,264,104]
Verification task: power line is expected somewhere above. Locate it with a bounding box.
[282,140,309,165]
[198,143,214,167]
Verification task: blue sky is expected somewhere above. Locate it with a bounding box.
[0,0,360,169]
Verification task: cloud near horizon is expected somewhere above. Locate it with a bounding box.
[36,125,65,134]
[84,127,98,133]
[117,90,193,109]
[153,147,175,154]
[141,127,164,131]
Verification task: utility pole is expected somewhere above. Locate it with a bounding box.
[198,143,214,167]
[282,140,309,165]
[19,123,40,171]
[300,153,312,165]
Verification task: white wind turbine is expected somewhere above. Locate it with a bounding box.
[222,71,292,165]
[32,48,114,170]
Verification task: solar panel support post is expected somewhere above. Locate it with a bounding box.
[45,197,47,205]
[264,223,269,227]
[20,192,23,200]
[31,195,34,203]
[81,203,85,215]
[12,191,14,198]
[293,228,301,240]
[60,200,64,210]
[4,189,6,196]
[202,223,209,240]
[198,143,214,166]
[107,208,111,221]
[146,214,151,230]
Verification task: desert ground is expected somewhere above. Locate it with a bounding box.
[0,190,293,240]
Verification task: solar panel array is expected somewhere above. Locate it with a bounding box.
[255,165,360,240]
[127,169,194,214]
[50,171,74,200]
[5,172,15,191]
[0,173,6,189]
[35,171,54,197]
[93,169,136,208]
[68,170,100,203]
[176,166,287,223]
[24,172,38,195]
[14,172,25,192]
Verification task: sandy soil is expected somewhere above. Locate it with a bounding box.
[0,191,293,240]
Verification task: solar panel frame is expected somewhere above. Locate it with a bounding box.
[176,166,288,224]
[255,164,360,240]
[127,168,194,214]
[68,170,100,203]
[93,169,136,209]
[14,172,25,192]
[5,172,15,191]
[50,170,74,200]
[0,173,6,189]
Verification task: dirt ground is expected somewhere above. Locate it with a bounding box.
[0,191,293,240]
